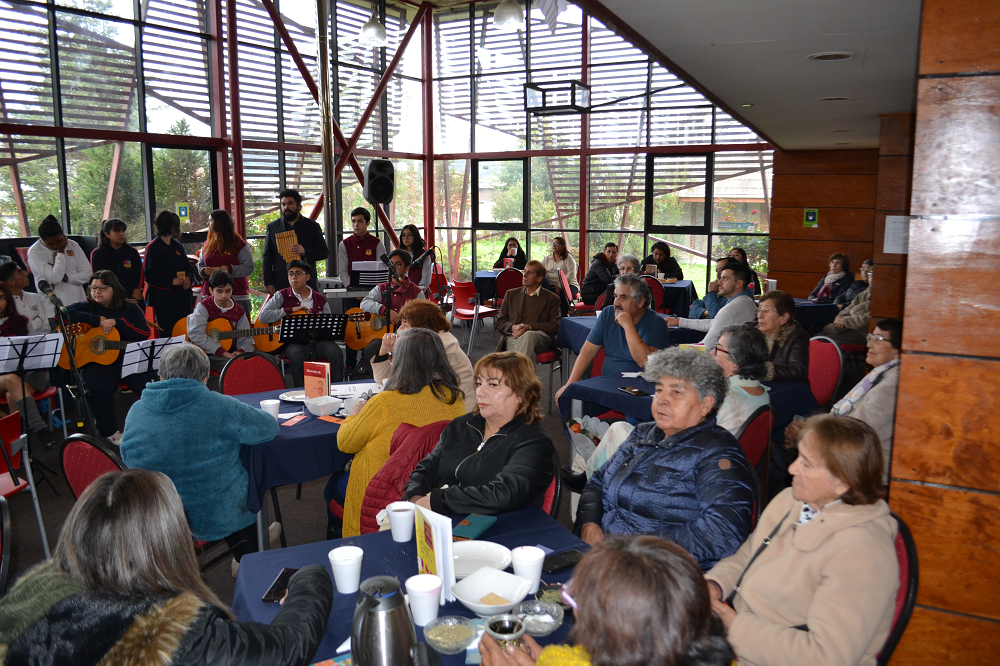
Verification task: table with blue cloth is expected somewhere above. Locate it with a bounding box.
[557,373,655,424]
[761,380,821,497]
[556,314,706,355]
[231,506,587,665]
[793,298,839,328]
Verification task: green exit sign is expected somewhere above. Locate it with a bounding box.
[803,209,819,228]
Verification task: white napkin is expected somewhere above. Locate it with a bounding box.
[278,411,302,418]
[621,372,642,378]
[336,637,351,653]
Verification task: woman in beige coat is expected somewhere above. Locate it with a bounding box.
[706,414,899,666]
[371,300,476,411]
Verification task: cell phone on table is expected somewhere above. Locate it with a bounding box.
[617,386,649,397]
[542,549,585,573]
[262,567,299,602]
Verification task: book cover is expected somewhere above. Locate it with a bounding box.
[415,508,438,578]
[303,361,330,399]
[415,506,457,603]
[452,514,497,541]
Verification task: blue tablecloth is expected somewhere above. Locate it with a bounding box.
[556,314,705,355]
[557,373,656,424]
[231,507,586,665]
[474,270,500,302]
[763,380,821,444]
[600,280,697,318]
[793,299,839,328]
[236,388,351,513]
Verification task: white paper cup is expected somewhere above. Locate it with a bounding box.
[656,272,665,280]
[260,399,280,420]
[328,545,364,594]
[511,546,546,594]
[405,574,443,626]
[386,501,415,542]
[343,397,362,414]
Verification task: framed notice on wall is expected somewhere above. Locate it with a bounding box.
[803,209,819,228]
[883,216,913,254]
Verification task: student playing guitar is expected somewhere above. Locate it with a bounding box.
[357,249,426,373]
[187,270,255,372]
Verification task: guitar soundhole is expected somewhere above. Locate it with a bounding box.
[370,317,386,332]
[92,337,107,354]
[209,329,221,342]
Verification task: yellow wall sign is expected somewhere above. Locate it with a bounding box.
[176,203,190,225]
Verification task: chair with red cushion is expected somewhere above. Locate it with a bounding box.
[536,349,563,413]
[808,336,845,407]
[494,268,523,307]
[594,292,606,310]
[450,281,499,356]
[540,451,562,517]
[428,265,452,310]
[0,495,9,595]
[641,276,666,312]
[559,269,595,316]
[736,405,774,516]
[0,385,68,441]
[877,513,919,665]
[59,434,124,499]
[0,412,49,557]
[219,351,287,396]
[588,350,625,421]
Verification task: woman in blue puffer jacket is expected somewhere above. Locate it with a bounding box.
[576,347,756,571]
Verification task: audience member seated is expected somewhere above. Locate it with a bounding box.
[602,253,640,306]
[0,283,56,446]
[358,248,426,371]
[258,258,345,385]
[667,263,757,351]
[27,214,91,306]
[576,348,755,571]
[835,258,872,307]
[821,267,872,345]
[405,351,555,516]
[480,535,735,666]
[493,237,527,270]
[556,274,669,402]
[641,241,684,280]
[689,258,753,320]
[197,208,255,315]
[90,217,144,301]
[711,325,771,436]
[496,260,561,363]
[187,270,254,373]
[707,415,898,666]
[0,469,332,664]
[1,262,52,334]
[121,343,281,575]
[372,300,476,411]
[808,252,855,303]
[542,236,579,300]
[785,319,902,483]
[143,210,194,337]
[728,247,761,296]
[338,329,466,536]
[67,270,152,442]
[756,290,809,383]
[579,241,619,305]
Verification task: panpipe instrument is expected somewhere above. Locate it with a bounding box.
[275,230,300,262]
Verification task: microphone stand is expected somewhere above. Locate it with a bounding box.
[48,292,99,438]
[14,339,58,496]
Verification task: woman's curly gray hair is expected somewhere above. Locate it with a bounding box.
[642,347,728,418]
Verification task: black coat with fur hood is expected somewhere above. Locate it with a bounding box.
[1,564,333,666]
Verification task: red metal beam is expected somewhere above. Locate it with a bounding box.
[209,0,231,216]
[432,143,772,161]
[0,123,226,148]
[421,5,434,249]
[226,0,247,236]
[333,2,431,179]
[579,12,590,273]
[103,140,124,219]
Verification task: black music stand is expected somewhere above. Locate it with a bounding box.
[278,313,347,362]
[121,336,185,378]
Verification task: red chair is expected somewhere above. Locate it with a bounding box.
[641,276,666,312]
[0,412,49,557]
[540,451,563,517]
[877,513,919,665]
[536,349,563,413]
[428,265,451,310]
[219,351,287,395]
[594,292,607,310]
[588,350,626,421]
[494,268,522,306]
[808,336,845,407]
[736,405,774,515]
[450,281,499,356]
[559,269,595,316]
[0,385,69,440]
[0,495,10,595]
[59,434,124,499]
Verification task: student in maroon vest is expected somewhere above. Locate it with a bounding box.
[198,209,254,316]
[258,259,344,386]
[187,271,255,373]
[358,249,426,373]
[337,207,386,373]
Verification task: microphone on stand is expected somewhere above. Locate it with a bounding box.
[37,280,69,315]
[409,247,435,269]
[379,254,402,282]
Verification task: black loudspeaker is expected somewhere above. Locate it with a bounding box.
[363,159,395,205]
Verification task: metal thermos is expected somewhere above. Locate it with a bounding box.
[351,576,417,666]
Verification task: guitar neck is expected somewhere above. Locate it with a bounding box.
[217,325,276,341]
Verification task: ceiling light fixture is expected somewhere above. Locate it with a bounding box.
[493,0,525,32]
[808,52,855,61]
[830,129,850,133]
[359,16,388,47]
[820,96,851,101]
[741,103,754,107]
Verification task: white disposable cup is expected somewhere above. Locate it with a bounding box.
[260,399,280,420]
[405,574,442,626]
[328,545,364,594]
[511,546,546,594]
[343,397,362,414]
[386,501,415,542]
[656,272,665,280]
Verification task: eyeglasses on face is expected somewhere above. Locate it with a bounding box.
[89,284,112,292]
[758,307,777,315]
[712,343,729,355]
[287,271,307,277]
[866,333,889,343]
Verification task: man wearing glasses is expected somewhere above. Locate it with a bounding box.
[666,263,757,351]
[258,259,344,385]
[357,249,426,373]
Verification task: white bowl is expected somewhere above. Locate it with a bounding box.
[450,566,532,617]
[304,395,343,416]
[452,541,512,580]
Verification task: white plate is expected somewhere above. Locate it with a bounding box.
[452,541,512,580]
[451,567,532,617]
[278,390,307,402]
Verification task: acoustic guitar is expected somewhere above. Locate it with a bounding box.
[57,323,130,369]
[343,307,389,351]
[171,317,283,353]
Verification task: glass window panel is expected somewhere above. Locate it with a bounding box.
[386,3,421,78]
[433,9,471,78]
[58,0,133,21]
[435,159,472,229]
[340,168,367,235]
[242,148,279,219]
[527,69,582,150]
[713,151,772,233]
[0,135,60,236]
[388,76,421,152]
[434,77,471,153]
[475,74,526,149]
[472,3,526,75]
[143,27,211,136]
[65,140,143,237]
[284,149,323,203]
[649,63,709,108]
[0,1,54,126]
[477,159,522,225]
[648,107,713,145]
[435,227,472,281]
[144,0,207,34]
[589,154,645,231]
[590,109,646,149]
[590,18,646,65]
[650,155,709,228]
[589,63,648,109]
[277,0,318,58]
[588,231,643,264]
[648,234,710,296]
[237,45,279,140]
[528,4,582,70]
[477,229,524,273]
[235,0,279,49]
[338,65,383,150]
[713,234,769,282]
[530,230,579,274]
[57,13,138,130]
[530,155,578,229]
[336,0,380,72]
[385,158,422,229]
[281,51,320,143]
[152,147,213,235]
[715,108,762,144]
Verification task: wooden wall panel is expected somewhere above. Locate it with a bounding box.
[901,218,1000,357]
[887,607,1000,666]
[873,212,910,266]
[890,483,1000,620]
[869,264,906,319]
[892,355,1000,491]
[765,271,826,299]
[772,149,879,175]
[770,207,875,241]
[771,175,878,209]
[875,156,914,211]
[917,0,1000,75]
[879,114,916,157]
[768,240,874,274]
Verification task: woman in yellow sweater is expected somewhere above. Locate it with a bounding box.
[337,328,465,536]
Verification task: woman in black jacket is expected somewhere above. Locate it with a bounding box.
[756,290,809,383]
[405,351,555,515]
[493,237,527,270]
[640,241,684,280]
[808,252,855,303]
[0,468,333,666]
[90,218,144,300]
[66,270,153,439]
[144,210,193,337]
